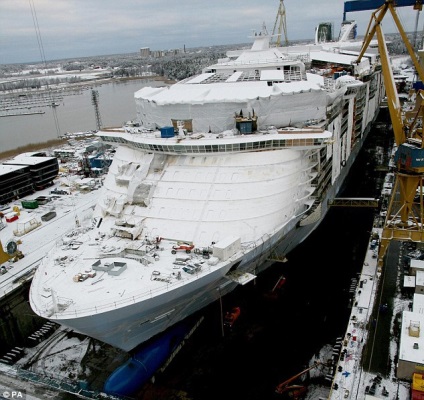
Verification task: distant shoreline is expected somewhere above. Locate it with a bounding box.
[0,75,174,161]
[0,74,174,97]
[0,138,68,162]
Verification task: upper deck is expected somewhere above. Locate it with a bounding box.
[98,126,333,156]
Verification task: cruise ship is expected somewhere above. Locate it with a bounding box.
[29,19,384,352]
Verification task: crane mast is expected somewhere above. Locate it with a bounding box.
[272,0,289,47]
[91,89,103,131]
[350,0,424,268]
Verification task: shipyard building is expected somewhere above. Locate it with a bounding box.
[0,152,58,205]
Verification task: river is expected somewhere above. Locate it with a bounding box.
[0,78,167,153]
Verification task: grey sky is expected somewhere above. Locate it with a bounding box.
[1,0,422,64]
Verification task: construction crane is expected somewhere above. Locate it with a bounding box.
[275,361,321,398]
[346,0,424,268]
[91,89,103,131]
[412,3,422,48]
[272,0,289,47]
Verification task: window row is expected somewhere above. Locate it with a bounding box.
[99,136,327,154]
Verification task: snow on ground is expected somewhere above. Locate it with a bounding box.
[0,327,93,400]
[2,68,111,83]
[0,367,64,400]
[391,55,413,68]
[391,54,416,83]
[304,278,412,400]
[15,327,91,381]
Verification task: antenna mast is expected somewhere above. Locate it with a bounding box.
[91,89,103,130]
[29,0,61,138]
[272,0,289,47]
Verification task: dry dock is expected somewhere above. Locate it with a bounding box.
[0,187,99,351]
[328,190,413,397]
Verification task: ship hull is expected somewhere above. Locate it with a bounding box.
[46,109,378,352]
[29,18,385,352]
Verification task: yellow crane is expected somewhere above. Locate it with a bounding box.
[354,0,424,268]
[272,0,289,47]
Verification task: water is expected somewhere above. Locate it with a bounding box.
[0,78,166,153]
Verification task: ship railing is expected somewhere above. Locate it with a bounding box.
[17,367,78,391]
[323,77,336,91]
[39,261,220,318]
[15,366,117,399]
[282,70,306,82]
[216,55,307,66]
[99,134,330,155]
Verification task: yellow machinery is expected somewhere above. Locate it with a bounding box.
[355,0,424,268]
[0,240,9,265]
[412,372,424,395]
[271,0,289,47]
[0,239,23,266]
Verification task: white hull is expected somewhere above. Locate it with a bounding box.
[30,20,384,352]
[47,111,376,352]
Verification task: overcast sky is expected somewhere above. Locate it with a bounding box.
[1,0,423,64]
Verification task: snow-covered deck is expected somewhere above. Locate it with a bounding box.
[31,232,242,319]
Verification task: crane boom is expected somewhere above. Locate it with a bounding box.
[355,1,424,145]
[275,361,320,395]
[272,0,289,47]
[344,0,423,16]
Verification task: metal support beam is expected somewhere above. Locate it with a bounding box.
[344,0,422,21]
[329,198,380,207]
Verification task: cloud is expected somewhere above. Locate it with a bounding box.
[0,0,421,64]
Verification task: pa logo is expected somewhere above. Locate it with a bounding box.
[2,390,25,398]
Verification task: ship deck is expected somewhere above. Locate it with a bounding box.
[98,126,332,155]
[30,230,240,319]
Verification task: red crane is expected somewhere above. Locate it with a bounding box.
[275,361,321,398]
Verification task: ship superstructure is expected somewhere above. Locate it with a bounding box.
[30,20,384,351]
